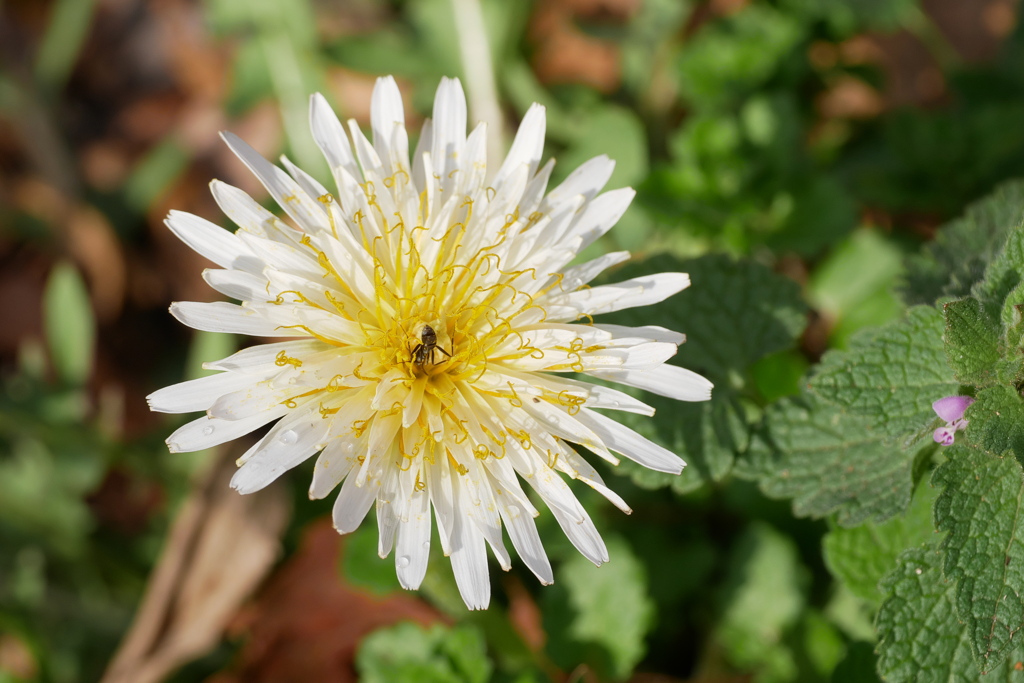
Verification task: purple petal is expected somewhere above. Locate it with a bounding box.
[932,395,975,423]
[933,426,956,446]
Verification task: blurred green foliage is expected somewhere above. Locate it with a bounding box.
[7,0,1024,681]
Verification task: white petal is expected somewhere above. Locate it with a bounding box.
[204,339,327,374]
[549,503,609,567]
[207,380,297,421]
[565,187,635,250]
[428,449,455,555]
[169,301,288,337]
[280,154,329,201]
[575,408,685,474]
[548,272,690,319]
[492,103,545,189]
[230,407,333,494]
[376,466,400,558]
[147,371,255,414]
[309,93,361,182]
[430,77,466,182]
[593,323,686,345]
[542,155,614,210]
[333,463,381,534]
[559,251,631,291]
[308,438,358,500]
[202,268,266,302]
[449,477,490,610]
[396,489,431,590]
[165,210,259,272]
[220,131,327,232]
[592,365,714,402]
[554,445,631,514]
[497,494,553,585]
[209,180,277,237]
[166,405,287,453]
[370,75,408,175]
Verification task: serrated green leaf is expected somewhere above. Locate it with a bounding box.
[822,482,937,605]
[43,262,96,386]
[933,446,1024,665]
[975,224,1024,325]
[756,394,915,526]
[602,253,805,491]
[943,297,1002,386]
[874,545,1024,683]
[356,622,492,683]
[602,254,805,380]
[809,306,958,440]
[964,385,1024,466]
[543,536,654,681]
[899,179,1024,307]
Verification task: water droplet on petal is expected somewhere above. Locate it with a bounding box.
[203,425,215,436]
[397,555,411,568]
[507,505,520,518]
[422,541,430,550]
[279,429,298,445]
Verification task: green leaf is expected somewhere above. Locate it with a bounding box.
[543,536,654,681]
[899,179,1024,307]
[875,545,1014,683]
[339,523,401,597]
[34,0,97,91]
[809,306,959,441]
[676,5,803,108]
[606,253,806,384]
[933,446,1024,665]
[822,481,937,605]
[123,136,189,213]
[756,394,915,526]
[554,105,648,190]
[43,262,96,386]
[942,297,1002,386]
[806,228,904,346]
[356,622,492,683]
[974,224,1024,325]
[964,385,1024,466]
[602,253,806,491]
[715,522,807,679]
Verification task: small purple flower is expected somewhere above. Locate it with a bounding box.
[932,395,975,445]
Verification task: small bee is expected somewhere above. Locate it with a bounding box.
[411,324,452,366]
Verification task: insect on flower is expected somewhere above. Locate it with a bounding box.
[411,324,452,367]
[148,75,713,609]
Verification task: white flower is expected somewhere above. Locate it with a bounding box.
[148,76,713,610]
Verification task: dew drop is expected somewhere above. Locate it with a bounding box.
[202,425,215,436]
[507,505,520,518]
[288,377,298,385]
[397,555,411,568]
[279,429,298,445]
[422,541,431,550]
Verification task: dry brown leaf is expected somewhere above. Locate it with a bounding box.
[102,449,290,683]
